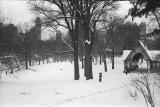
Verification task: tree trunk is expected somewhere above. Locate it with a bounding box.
[82,57,84,69]
[73,19,80,80]
[39,60,40,65]
[38,55,40,65]
[24,38,28,69]
[73,41,80,80]
[82,22,93,80]
[100,53,102,65]
[29,56,32,66]
[42,56,45,64]
[84,43,93,80]
[25,53,28,69]
[103,53,107,72]
[112,46,114,69]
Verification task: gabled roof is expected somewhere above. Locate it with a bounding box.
[139,41,160,61]
[124,40,160,62]
[123,50,131,60]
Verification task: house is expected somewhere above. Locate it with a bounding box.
[124,40,160,73]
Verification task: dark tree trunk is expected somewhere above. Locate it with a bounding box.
[39,60,40,65]
[82,22,93,80]
[103,53,107,72]
[112,46,114,69]
[84,43,93,80]
[24,38,28,69]
[100,53,102,65]
[38,56,40,65]
[42,56,45,64]
[73,19,80,80]
[47,56,50,64]
[25,53,28,69]
[82,57,84,69]
[73,41,80,80]
[29,56,32,66]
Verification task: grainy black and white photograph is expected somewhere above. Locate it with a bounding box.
[0,0,160,107]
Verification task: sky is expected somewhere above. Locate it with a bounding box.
[0,0,34,24]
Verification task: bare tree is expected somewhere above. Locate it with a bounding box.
[130,1,160,29]
[78,38,85,69]
[69,0,118,79]
[29,0,81,80]
[149,10,160,29]
[92,30,108,71]
[29,0,118,80]
[130,74,156,107]
[97,14,124,69]
[1,56,22,75]
[18,23,33,69]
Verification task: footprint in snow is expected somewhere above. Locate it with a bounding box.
[56,92,61,94]
[19,92,31,95]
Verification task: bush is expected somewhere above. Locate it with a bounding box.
[1,56,23,74]
[129,74,156,107]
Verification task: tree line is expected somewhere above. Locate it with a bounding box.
[0,17,72,74]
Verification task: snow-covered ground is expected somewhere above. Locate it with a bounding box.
[0,58,160,107]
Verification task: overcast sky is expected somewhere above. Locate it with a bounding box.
[0,0,145,24]
[0,0,34,24]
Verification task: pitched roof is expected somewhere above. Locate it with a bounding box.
[139,40,160,61]
[124,40,160,62]
[123,50,131,60]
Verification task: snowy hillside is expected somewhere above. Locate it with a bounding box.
[0,59,159,107]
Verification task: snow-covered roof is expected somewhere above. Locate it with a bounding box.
[138,40,148,51]
[122,50,131,60]
[138,40,160,61]
[148,51,160,61]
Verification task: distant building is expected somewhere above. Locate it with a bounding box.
[28,17,42,40]
[0,23,18,41]
[0,23,19,54]
[34,17,41,40]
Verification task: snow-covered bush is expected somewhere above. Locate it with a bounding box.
[1,56,23,74]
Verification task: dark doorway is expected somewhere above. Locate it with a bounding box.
[132,53,143,62]
[132,53,148,71]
